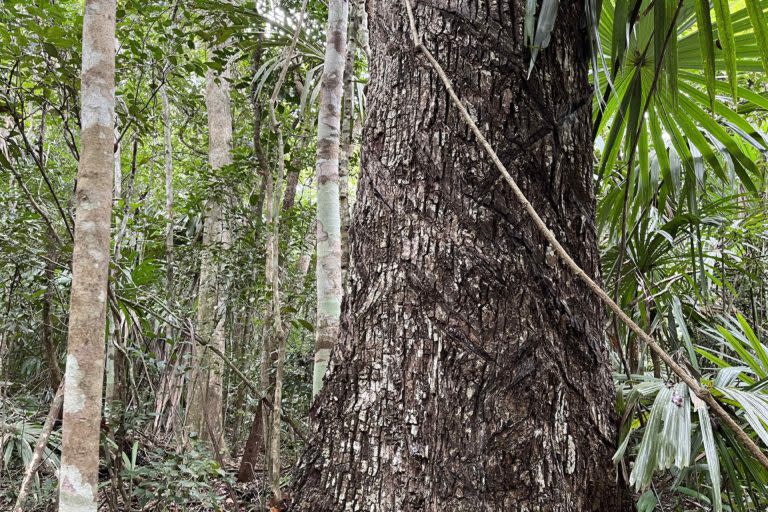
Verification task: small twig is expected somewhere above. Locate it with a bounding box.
[401,0,768,471]
[5,164,64,247]
[8,106,75,240]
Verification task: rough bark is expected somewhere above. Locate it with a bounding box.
[282,166,300,212]
[58,1,116,510]
[291,1,628,510]
[186,63,233,450]
[237,399,267,483]
[313,0,349,398]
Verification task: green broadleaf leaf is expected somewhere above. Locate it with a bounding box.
[666,0,678,109]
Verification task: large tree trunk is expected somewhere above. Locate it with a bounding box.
[291,1,629,510]
[58,1,116,510]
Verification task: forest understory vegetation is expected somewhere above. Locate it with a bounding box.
[2,0,768,511]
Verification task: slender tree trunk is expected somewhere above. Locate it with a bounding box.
[258,317,275,478]
[152,82,179,435]
[252,1,310,497]
[238,222,315,483]
[338,0,360,287]
[355,0,371,58]
[249,55,268,230]
[107,133,138,407]
[162,84,174,325]
[282,166,300,212]
[105,122,121,404]
[313,0,349,398]
[186,63,233,450]
[269,320,287,501]
[1,113,15,279]
[265,113,287,500]
[297,221,315,279]
[113,124,121,197]
[37,105,62,394]
[291,2,629,510]
[0,115,11,165]
[153,342,187,435]
[42,246,62,392]
[237,398,265,482]
[0,265,20,398]
[236,27,274,483]
[58,1,116,510]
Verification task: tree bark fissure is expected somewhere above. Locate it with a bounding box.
[292,2,628,510]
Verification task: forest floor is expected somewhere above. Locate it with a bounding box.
[0,440,284,511]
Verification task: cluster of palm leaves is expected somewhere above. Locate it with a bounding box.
[528,0,768,509]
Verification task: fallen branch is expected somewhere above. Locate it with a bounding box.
[13,382,64,512]
[402,0,768,471]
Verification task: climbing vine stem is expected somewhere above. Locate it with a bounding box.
[402,0,768,472]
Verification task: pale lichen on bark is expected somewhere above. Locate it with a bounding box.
[59,464,96,512]
[62,355,85,414]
